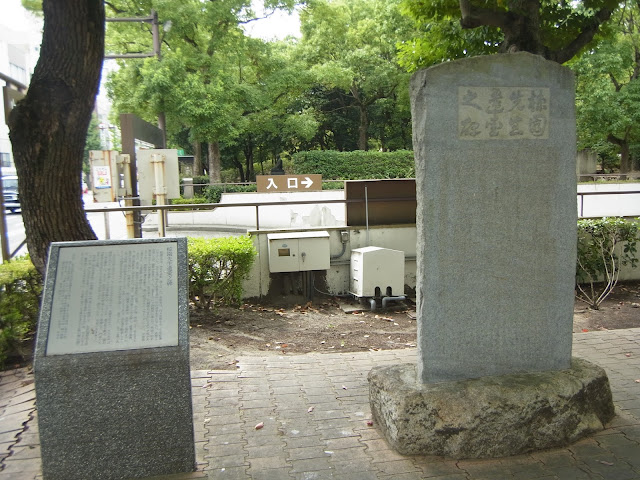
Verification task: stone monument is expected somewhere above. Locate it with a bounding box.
[34,238,195,479]
[368,53,614,458]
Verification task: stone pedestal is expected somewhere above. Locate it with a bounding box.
[369,358,615,458]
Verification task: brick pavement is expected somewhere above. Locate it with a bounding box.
[0,328,638,480]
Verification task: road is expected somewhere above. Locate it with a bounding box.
[1,194,130,261]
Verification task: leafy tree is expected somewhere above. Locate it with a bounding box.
[9,0,103,274]
[106,0,310,182]
[400,0,620,69]
[571,6,640,174]
[298,0,414,150]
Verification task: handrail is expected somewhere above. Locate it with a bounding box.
[84,197,410,214]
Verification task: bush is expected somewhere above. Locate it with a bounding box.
[0,257,42,367]
[172,196,209,206]
[204,184,257,203]
[576,217,639,309]
[187,236,257,309]
[292,150,415,180]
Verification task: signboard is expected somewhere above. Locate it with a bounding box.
[257,174,322,192]
[92,165,111,189]
[137,149,181,205]
[45,242,179,355]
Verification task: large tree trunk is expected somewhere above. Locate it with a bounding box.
[358,106,369,151]
[243,140,254,181]
[193,141,203,177]
[208,141,221,183]
[8,0,104,274]
[608,134,631,176]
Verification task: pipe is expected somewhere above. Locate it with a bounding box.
[365,186,369,246]
[330,241,347,260]
[369,298,377,311]
[382,295,406,309]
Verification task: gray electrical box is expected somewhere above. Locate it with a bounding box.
[267,231,330,272]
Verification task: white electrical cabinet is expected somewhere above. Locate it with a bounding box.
[350,246,404,297]
[267,231,330,273]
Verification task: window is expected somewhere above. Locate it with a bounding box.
[0,153,11,168]
[9,63,27,84]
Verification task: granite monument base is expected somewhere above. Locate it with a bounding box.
[36,348,195,480]
[368,358,615,459]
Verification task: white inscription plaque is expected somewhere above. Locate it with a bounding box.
[458,87,550,140]
[46,243,179,355]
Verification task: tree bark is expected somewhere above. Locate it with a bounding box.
[243,139,254,181]
[193,141,203,176]
[8,0,104,274]
[208,141,221,183]
[608,133,631,175]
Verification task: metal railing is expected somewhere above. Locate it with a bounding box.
[5,190,640,261]
[85,196,412,236]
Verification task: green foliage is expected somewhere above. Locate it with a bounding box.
[298,0,414,150]
[204,184,257,203]
[0,257,42,368]
[292,150,415,180]
[570,5,640,173]
[576,217,639,309]
[399,0,619,69]
[187,236,257,309]
[172,196,209,205]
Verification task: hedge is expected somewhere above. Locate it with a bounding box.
[187,236,257,309]
[0,257,42,367]
[292,150,415,180]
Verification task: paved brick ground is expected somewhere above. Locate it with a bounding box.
[1,328,638,479]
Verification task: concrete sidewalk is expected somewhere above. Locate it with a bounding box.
[1,328,639,480]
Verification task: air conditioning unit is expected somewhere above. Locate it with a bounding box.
[350,246,404,297]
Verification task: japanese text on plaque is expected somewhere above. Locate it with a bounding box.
[46,243,179,355]
[458,87,550,140]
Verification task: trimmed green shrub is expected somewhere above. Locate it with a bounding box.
[187,236,257,309]
[204,184,257,204]
[0,257,42,367]
[292,150,415,180]
[172,196,209,206]
[576,217,639,309]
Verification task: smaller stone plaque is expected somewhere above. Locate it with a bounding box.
[34,238,195,480]
[46,242,179,355]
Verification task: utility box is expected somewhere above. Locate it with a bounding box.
[267,231,330,272]
[350,246,404,297]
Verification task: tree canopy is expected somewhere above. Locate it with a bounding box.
[399,0,620,69]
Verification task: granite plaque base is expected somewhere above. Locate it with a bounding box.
[368,358,615,459]
[34,239,195,480]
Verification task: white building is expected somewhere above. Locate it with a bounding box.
[0,5,41,172]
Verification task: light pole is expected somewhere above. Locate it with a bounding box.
[105,10,167,148]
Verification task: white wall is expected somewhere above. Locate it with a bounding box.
[243,225,418,299]
[242,224,640,299]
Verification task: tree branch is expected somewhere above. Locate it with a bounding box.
[549,6,615,63]
[458,0,510,29]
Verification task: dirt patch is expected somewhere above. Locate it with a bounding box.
[189,281,640,370]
